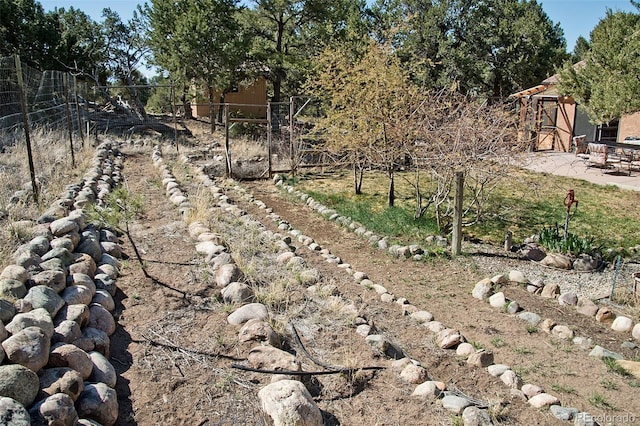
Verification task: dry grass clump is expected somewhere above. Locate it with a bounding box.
[254,277,301,313]
[230,137,268,160]
[0,129,97,266]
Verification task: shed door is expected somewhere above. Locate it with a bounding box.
[536,99,557,150]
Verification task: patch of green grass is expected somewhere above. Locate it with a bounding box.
[294,169,640,253]
[525,325,538,334]
[588,393,616,410]
[603,357,632,377]
[304,189,440,245]
[470,340,484,350]
[600,378,618,390]
[514,346,534,355]
[551,383,576,394]
[491,337,506,348]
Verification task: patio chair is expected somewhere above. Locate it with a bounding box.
[586,143,608,168]
[573,135,588,159]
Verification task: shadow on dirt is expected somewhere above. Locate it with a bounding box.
[111,286,136,425]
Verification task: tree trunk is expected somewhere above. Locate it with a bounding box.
[272,76,282,104]
[125,74,148,121]
[353,160,363,195]
[218,93,226,123]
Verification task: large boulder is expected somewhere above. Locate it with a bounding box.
[248,346,300,374]
[2,326,51,371]
[76,383,118,426]
[0,278,27,301]
[30,270,66,294]
[38,367,84,401]
[0,397,30,425]
[87,304,116,336]
[540,253,573,270]
[22,286,65,317]
[48,343,93,380]
[6,308,54,339]
[573,254,601,272]
[258,380,323,426]
[29,392,78,426]
[0,365,39,406]
[88,351,117,388]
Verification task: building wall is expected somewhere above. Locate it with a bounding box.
[619,111,640,141]
[191,77,268,119]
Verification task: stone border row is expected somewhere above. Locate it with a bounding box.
[473,273,640,372]
[154,150,495,424]
[273,175,450,259]
[0,140,124,425]
[263,174,614,423]
[201,175,576,424]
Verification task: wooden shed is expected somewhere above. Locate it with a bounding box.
[191,76,268,119]
[512,63,640,151]
[511,77,576,152]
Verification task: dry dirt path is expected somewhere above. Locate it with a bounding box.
[108,146,639,425]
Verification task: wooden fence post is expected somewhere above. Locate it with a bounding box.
[451,171,464,256]
[267,102,272,178]
[63,73,76,168]
[170,85,178,153]
[14,55,39,204]
[289,97,295,177]
[224,104,232,177]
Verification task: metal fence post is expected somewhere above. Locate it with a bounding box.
[63,73,76,168]
[224,104,232,177]
[73,75,85,146]
[267,102,272,178]
[14,54,39,204]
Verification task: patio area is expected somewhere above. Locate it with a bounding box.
[519,151,640,192]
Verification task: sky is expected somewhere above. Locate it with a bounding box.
[39,0,638,54]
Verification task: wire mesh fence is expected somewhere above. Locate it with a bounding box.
[1,54,337,183]
[0,55,90,150]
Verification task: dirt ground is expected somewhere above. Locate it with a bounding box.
[108,133,640,426]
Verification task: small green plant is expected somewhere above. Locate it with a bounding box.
[600,378,618,390]
[525,325,538,334]
[491,337,506,348]
[538,225,599,256]
[470,340,484,350]
[85,187,163,287]
[588,393,615,410]
[514,346,534,355]
[551,383,576,394]
[602,357,631,377]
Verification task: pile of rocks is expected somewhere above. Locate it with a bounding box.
[0,141,123,425]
